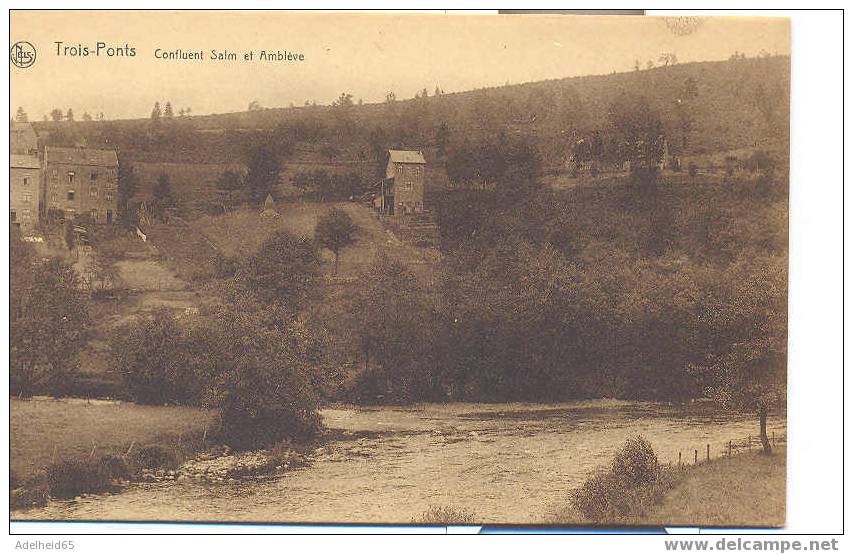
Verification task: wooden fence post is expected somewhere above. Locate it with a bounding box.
[728,440,732,458]
[678,451,682,468]
[707,444,710,462]
[772,431,775,446]
[694,449,698,465]
[748,436,752,452]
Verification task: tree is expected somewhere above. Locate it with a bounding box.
[11,257,92,396]
[690,256,787,454]
[333,92,354,108]
[151,101,162,121]
[50,108,63,122]
[163,102,174,118]
[315,208,357,275]
[65,108,75,122]
[117,158,139,227]
[152,173,175,218]
[243,145,280,204]
[347,254,440,402]
[199,301,324,448]
[248,100,263,111]
[15,106,28,122]
[112,310,204,405]
[236,231,319,307]
[216,169,244,212]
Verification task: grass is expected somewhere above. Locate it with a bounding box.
[194,201,439,279]
[643,448,786,528]
[413,505,477,525]
[11,397,216,484]
[552,448,786,528]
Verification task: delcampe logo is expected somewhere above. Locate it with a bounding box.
[10,41,36,68]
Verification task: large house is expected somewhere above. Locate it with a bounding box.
[10,154,41,230]
[374,150,427,216]
[43,146,119,224]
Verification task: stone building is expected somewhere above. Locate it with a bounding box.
[376,150,427,216]
[43,146,119,224]
[10,122,39,156]
[10,154,41,230]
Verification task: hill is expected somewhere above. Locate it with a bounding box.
[33,55,789,178]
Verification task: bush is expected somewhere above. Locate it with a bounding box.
[570,436,670,523]
[112,311,203,405]
[414,505,477,524]
[132,445,178,470]
[45,459,113,499]
[611,436,659,487]
[99,454,131,480]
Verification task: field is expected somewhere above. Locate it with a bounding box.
[10,397,217,483]
[193,201,439,279]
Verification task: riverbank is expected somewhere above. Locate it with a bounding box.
[644,447,786,528]
[552,446,786,527]
[13,401,786,523]
[10,397,218,509]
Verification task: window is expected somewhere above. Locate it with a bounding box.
[90,172,98,181]
[106,210,113,224]
[105,190,114,201]
[22,176,29,186]
[22,209,32,221]
[90,187,99,198]
[52,169,58,179]
[91,209,98,221]
[10,210,16,222]
[67,190,75,201]
[22,191,32,203]
[67,171,75,183]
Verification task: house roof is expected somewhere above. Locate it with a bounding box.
[45,146,118,167]
[10,121,37,135]
[10,154,40,169]
[388,150,426,164]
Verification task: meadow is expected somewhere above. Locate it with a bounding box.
[10,397,216,484]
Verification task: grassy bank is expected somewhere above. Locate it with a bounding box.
[11,397,216,508]
[643,448,786,528]
[552,447,786,528]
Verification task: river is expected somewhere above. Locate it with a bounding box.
[14,400,785,524]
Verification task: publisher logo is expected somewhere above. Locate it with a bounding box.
[10,41,36,68]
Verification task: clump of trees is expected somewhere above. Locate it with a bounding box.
[291,170,366,201]
[112,299,324,448]
[11,231,92,396]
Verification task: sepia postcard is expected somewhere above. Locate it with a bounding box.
[9,10,791,530]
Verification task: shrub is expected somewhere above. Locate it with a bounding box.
[132,445,178,470]
[570,436,669,523]
[611,436,659,487]
[99,454,131,480]
[112,311,203,405]
[45,459,112,499]
[414,505,477,524]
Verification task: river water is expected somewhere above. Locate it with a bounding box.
[14,400,785,524]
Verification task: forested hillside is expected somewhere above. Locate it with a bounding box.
[33,55,789,171]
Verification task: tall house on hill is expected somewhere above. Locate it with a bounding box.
[10,154,41,230]
[375,150,427,216]
[10,122,39,156]
[43,146,119,224]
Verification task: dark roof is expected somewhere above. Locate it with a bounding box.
[45,146,118,167]
[388,150,426,164]
[10,154,40,169]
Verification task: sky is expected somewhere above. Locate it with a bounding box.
[10,11,790,121]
